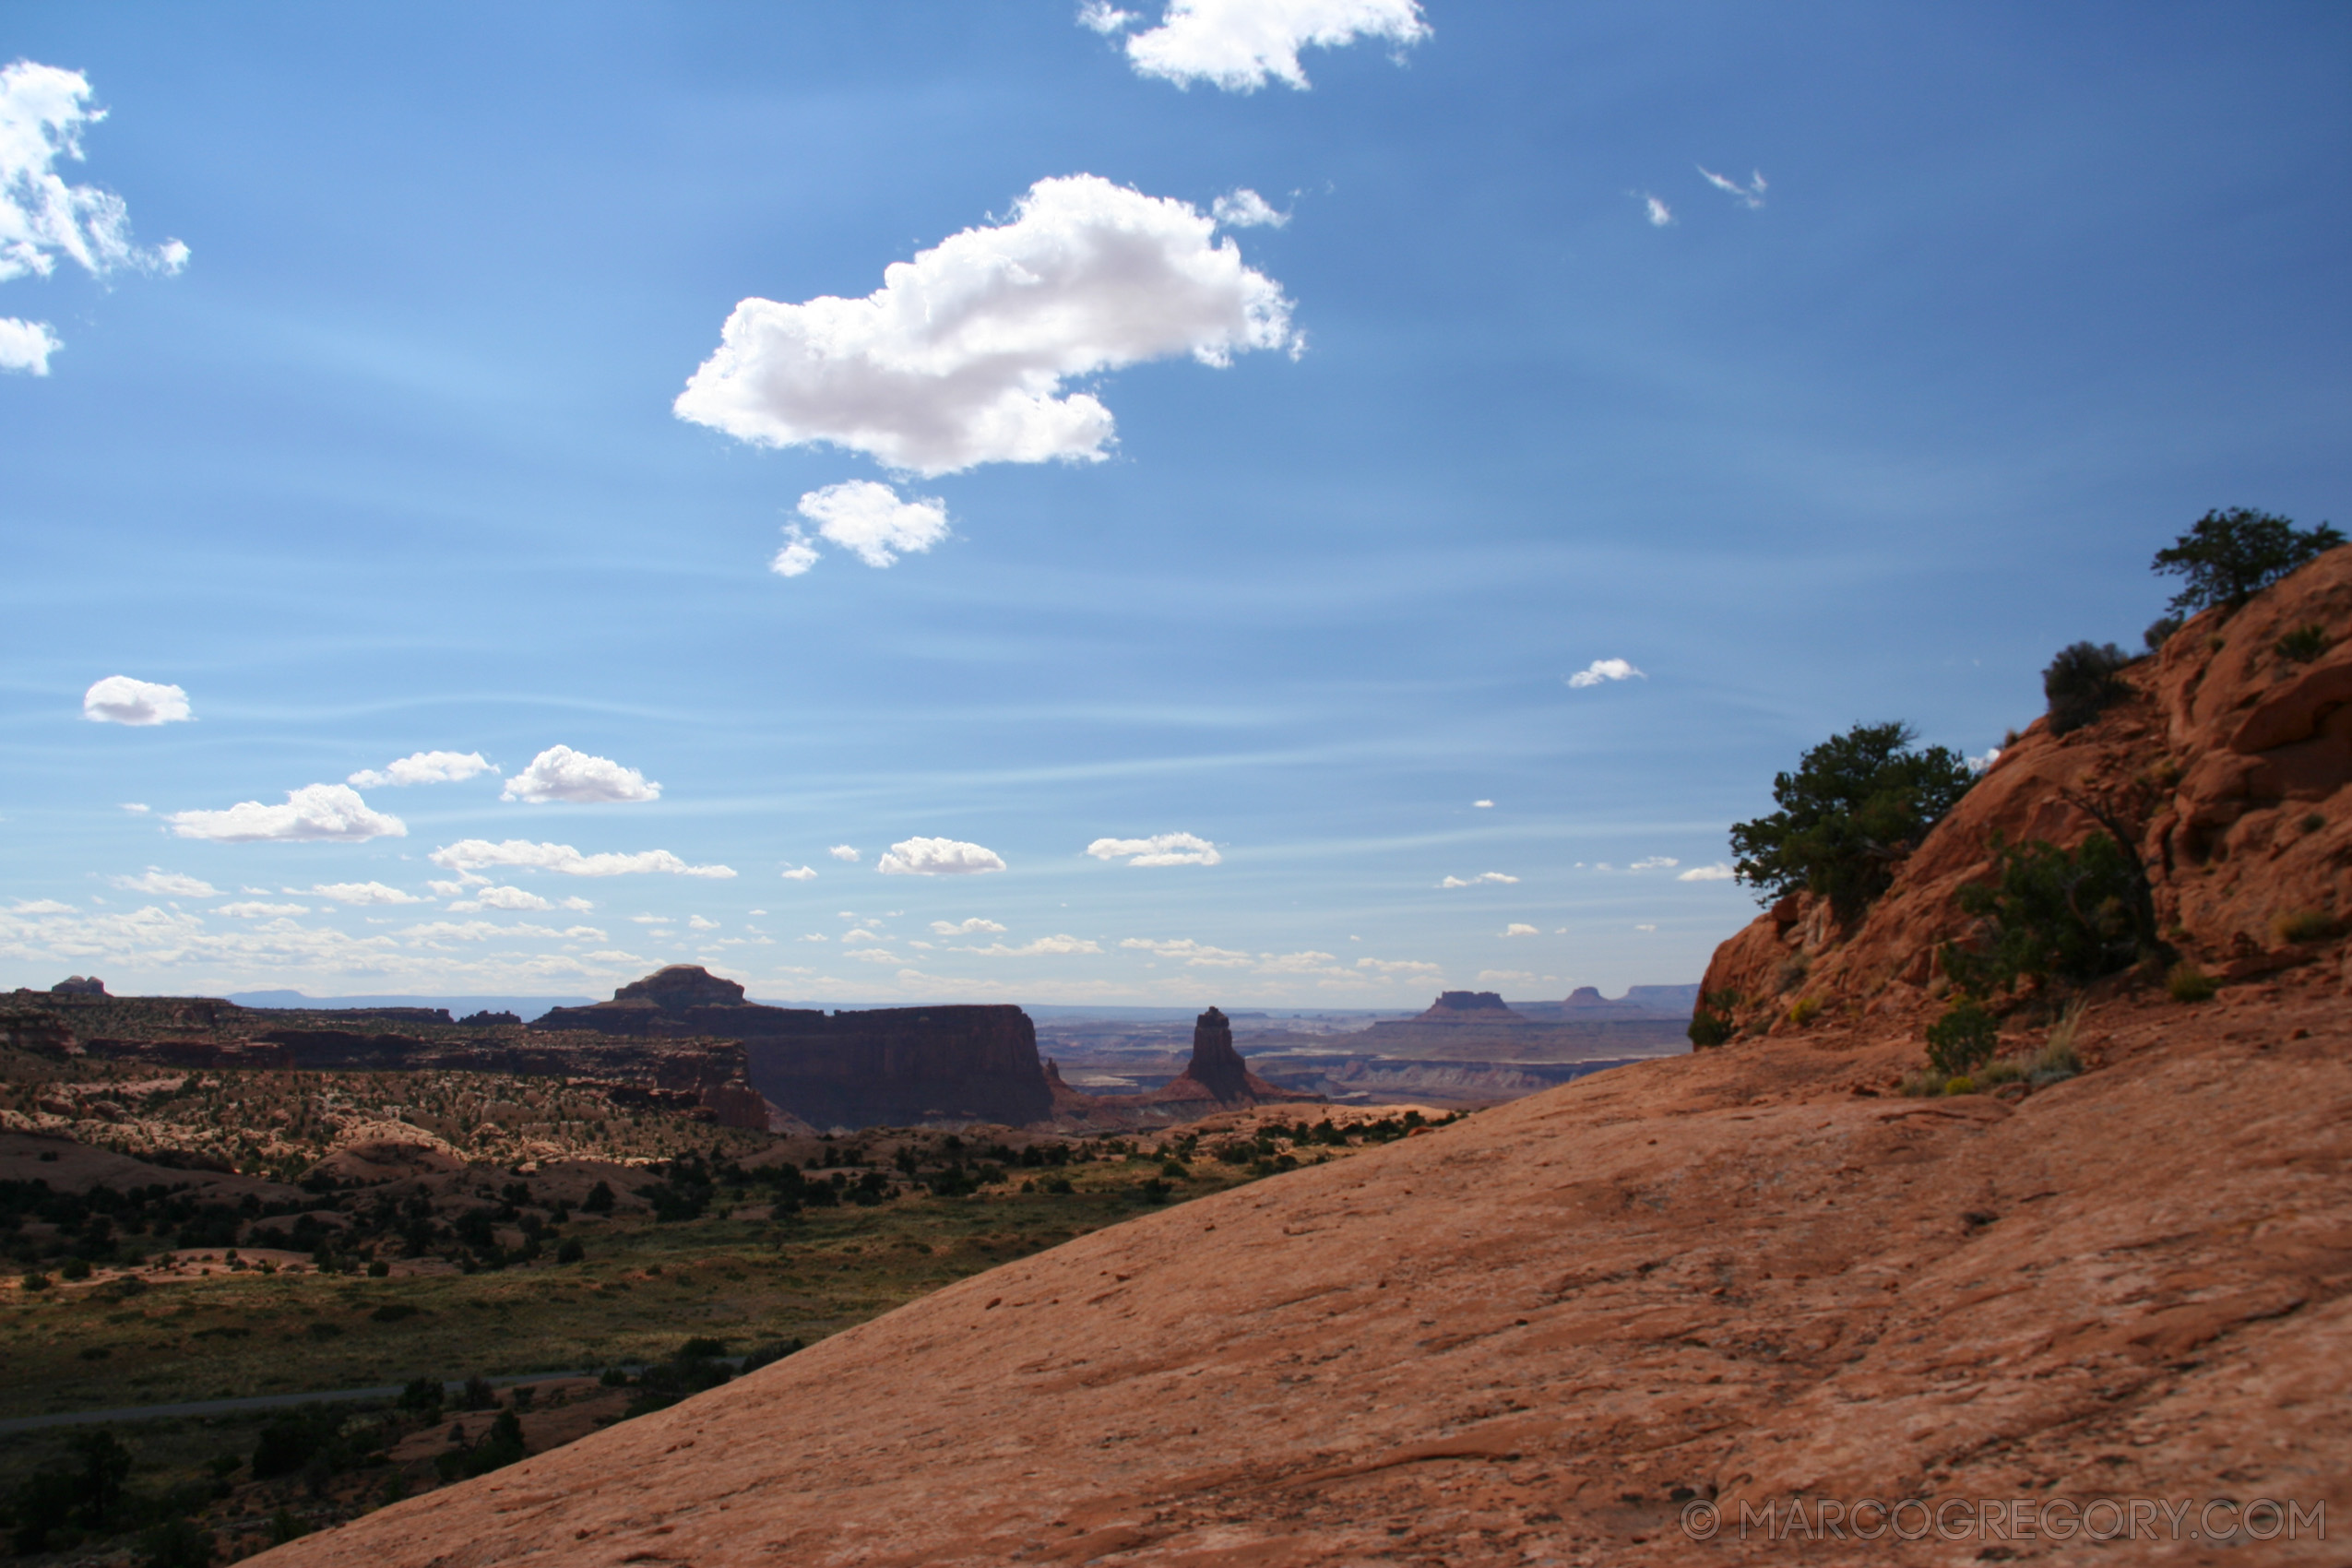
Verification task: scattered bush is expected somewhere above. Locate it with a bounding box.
[365,1259,390,1277]
[1942,1075,1978,1096]
[2042,642,2133,736]
[370,1302,420,1324]
[434,1407,524,1482]
[137,1515,214,1568]
[1687,990,1738,1049]
[1944,831,2159,993]
[2275,624,2332,662]
[2167,961,2216,1003]
[1729,721,1978,921]
[2153,506,2345,612]
[1785,996,1821,1028]
[739,1337,803,1374]
[2270,908,2344,944]
[581,1182,614,1214]
[555,1237,586,1264]
[457,1375,498,1411]
[2143,613,2184,651]
[1924,999,1999,1079]
[396,1377,443,1414]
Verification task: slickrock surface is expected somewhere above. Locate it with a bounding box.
[262,967,2350,1566]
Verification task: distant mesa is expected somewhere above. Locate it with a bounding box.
[1418,991,1522,1021]
[1138,1007,1323,1112]
[457,1009,521,1028]
[1562,986,1609,1008]
[50,976,106,997]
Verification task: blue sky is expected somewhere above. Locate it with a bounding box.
[3,2,2346,1006]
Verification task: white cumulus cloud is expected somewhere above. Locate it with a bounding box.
[1677,862,1736,883]
[1354,956,1442,980]
[779,864,818,881]
[828,845,861,862]
[0,60,187,284]
[673,174,1298,477]
[932,917,1007,935]
[1629,856,1680,872]
[1093,0,1431,91]
[1502,922,1540,937]
[1472,799,1493,809]
[1210,187,1289,228]
[1565,658,1645,689]
[308,881,422,906]
[448,885,553,913]
[0,315,59,374]
[1084,831,1221,867]
[1644,194,1674,227]
[428,839,735,879]
[500,745,659,805]
[168,784,406,844]
[1440,872,1518,888]
[83,675,190,726]
[960,934,1102,956]
[1700,165,1767,209]
[111,868,218,898]
[219,901,306,919]
[877,837,1007,876]
[348,751,493,789]
[786,481,951,571]
[1119,936,1253,967]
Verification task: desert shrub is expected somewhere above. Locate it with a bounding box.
[366,1259,389,1277]
[20,1272,49,1291]
[1729,721,1978,921]
[137,1515,214,1568]
[1924,999,1999,1079]
[1687,990,1738,1049]
[1942,1075,1978,1096]
[2043,642,2133,735]
[2167,961,2216,1003]
[1895,1068,1942,1099]
[677,1336,728,1360]
[1785,996,1821,1028]
[1944,832,2158,993]
[434,1407,525,1482]
[457,1376,498,1411]
[739,1337,803,1374]
[396,1377,443,1414]
[581,1182,614,1213]
[555,1236,585,1264]
[2153,506,2345,612]
[2143,613,2184,651]
[2270,908,2344,944]
[2275,624,2332,662]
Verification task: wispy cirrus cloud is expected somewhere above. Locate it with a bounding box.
[1085,0,1431,92]
[1677,862,1735,883]
[1699,165,1767,209]
[1440,872,1517,888]
[958,934,1102,956]
[932,917,1007,936]
[428,839,735,879]
[1120,936,1253,967]
[674,174,1297,477]
[306,882,422,906]
[111,868,218,898]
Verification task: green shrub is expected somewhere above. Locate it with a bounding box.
[2167,961,2216,1003]
[1944,831,2158,993]
[739,1337,803,1374]
[2270,908,2343,944]
[1687,990,1739,1049]
[1785,996,1820,1027]
[2043,642,2133,736]
[581,1182,614,1213]
[1924,999,1999,1079]
[2275,624,2332,662]
[555,1237,585,1264]
[2153,507,2345,612]
[1729,721,1977,921]
[2143,614,2184,651]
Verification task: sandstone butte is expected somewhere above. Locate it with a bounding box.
[262,552,2352,1567]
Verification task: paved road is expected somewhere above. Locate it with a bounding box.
[0,1367,634,1437]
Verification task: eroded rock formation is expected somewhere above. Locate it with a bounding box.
[1138,1007,1323,1112]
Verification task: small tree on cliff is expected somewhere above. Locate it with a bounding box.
[2153,507,2343,612]
[1728,721,1976,922]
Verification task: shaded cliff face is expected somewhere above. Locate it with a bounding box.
[740,1004,1051,1130]
[1704,547,2352,1035]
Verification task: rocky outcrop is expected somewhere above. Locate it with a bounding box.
[1418,989,1517,1018]
[50,975,105,996]
[1138,1007,1323,1112]
[1703,546,2352,1035]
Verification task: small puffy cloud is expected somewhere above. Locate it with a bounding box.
[779,864,818,881]
[1084,832,1221,867]
[1097,0,1431,91]
[961,934,1102,956]
[1502,922,1540,937]
[0,316,59,374]
[120,802,149,814]
[449,885,554,913]
[429,839,735,879]
[1677,862,1736,883]
[308,881,422,906]
[785,481,951,572]
[1635,922,1658,932]
[1629,856,1680,872]
[844,947,899,964]
[169,784,406,844]
[688,916,719,932]
[1210,188,1288,229]
[9,898,75,914]
[219,900,307,918]
[1644,194,1674,227]
[112,868,218,898]
[877,837,1006,876]
[1565,658,1645,690]
[829,845,861,862]
[1440,872,1517,888]
[1700,165,1767,209]
[674,174,1298,477]
[1968,747,2002,775]
[83,675,190,726]
[932,917,1007,935]
[1472,800,1493,809]
[1354,956,1442,980]
[348,751,493,789]
[1121,936,1253,967]
[842,927,880,943]
[0,62,189,285]
[801,932,829,942]
[560,896,596,912]
[501,745,659,805]
[1255,949,1338,974]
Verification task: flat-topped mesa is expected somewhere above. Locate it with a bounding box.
[1143,1007,1323,1111]
[1418,990,1524,1021]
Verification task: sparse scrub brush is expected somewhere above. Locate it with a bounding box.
[2042,642,2133,735]
[2143,614,2184,652]
[2167,961,2216,1003]
[1924,999,1999,1080]
[2270,909,2343,944]
[1785,996,1820,1028]
[1944,831,2160,992]
[2275,624,2332,663]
